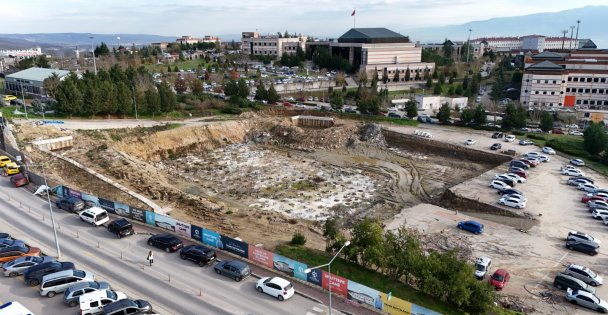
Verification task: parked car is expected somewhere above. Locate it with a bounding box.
[106,218,134,238]
[0,246,41,264]
[583,195,607,204]
[489,269,510,290]
[504,135,515,142]
[498,196,526,209]
[562,168,585,177]
[592,209,608,219]
[569,178,593,186]
[524,152,541,158]
[23,261,76,286]
[102,299,152,315]
[572,176,595,184]
[0,239,25,249]
[179,245,216,266]
[566,240,600,256]
[505,173,526,183]
[63,281,111,307]
[588,200,608,209]
[490,143,502,150]
[493,176,515,187]
[79,289,127,314]
[489,180,511,191]
[464,139,476,145]
[579,183,600,193]
[538,155,550,163]
[55,197,85,213]
[2,256,55,277]
[567,231,601,246]
[554,273,596,294]
[457,220,484,234]
[502,193,527,203]
[510,161,530,170]
[498,188,523,196]
[214,260,251,282]
[9,174,29,187]
[571,159,586,166]
[39,269,94,298]
[565,288,608,313]
[474,256,492,280]
[3,162,20,175]
[147,234,183,252]
[519,139,534,146]
[78,207,109,227]
[564,264,603,286]
[491,132,503,139]
[543,147,556,155]
[255,277,295,301]
[0,156,12,167]
[508,169,528,178]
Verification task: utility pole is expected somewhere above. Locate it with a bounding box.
[569,26,575,49]
[466,29,472,65]
[561,30,568,49]
[89,36,97,75]
[19,81,28,120]
[575,20,581,48]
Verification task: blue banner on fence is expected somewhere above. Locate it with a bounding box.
[220,235,249,258]
[129,206,146,223]
[272,253,308,281]
[98,198,115,213]
[80,193,99,208]
[202,229,222,249]
[113,202,132,218]
[306,267,323,286]
[191,224,203,242]
[145,211,155,226]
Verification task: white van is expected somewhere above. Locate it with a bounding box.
[79,207,109,226]
[40,269,94,297]
[0,301,34,315]
[79,290,127,315]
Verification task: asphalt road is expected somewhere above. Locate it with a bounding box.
[0,179,325,315]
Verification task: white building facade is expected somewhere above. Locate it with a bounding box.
[473,35,580,53]
[0,47,43,58]
[241,32,307,57]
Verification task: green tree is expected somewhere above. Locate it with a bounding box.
[94,42,110,56]
[267,84,280,103]
[404,68,411,82]
[17,58,34,70]
[98,80,117,115]
[224,79,238,97]
[426,77,433,88]
[371,68,379,89]
[460,108,475,124]
[254,81,268,101]
[167,65,172,73]
[405,99,418,119]
[502,103,527,130]
[382,68,388,84]
[462,76,470,91]
[393,69,400,82]
[437,102,451,123]
[442,39,454,59]
[115,82,131,116]
[447,86,455,95]
[81,74,101,116]
[350,218,384,268]
[190,78,204,96]
[145,87,161,115]
[42,73,61,99]
[539,112,554,132]
[237,78,250,99]
[330,91,344,111]
[433,82,442,95]
[473,104,487,125]
[455,84,464,95]
[55,73,82,116]
[584,123,608,155]
[323,218,340,252]
[432,68,438,79]
[36,55,50,68]
[438,72,446,85]
[173,65,179,72]
[158,82,177,112]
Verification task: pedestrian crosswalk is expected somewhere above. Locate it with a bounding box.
[304,304,345,315]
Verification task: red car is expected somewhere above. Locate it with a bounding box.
[283,101,293,107]
[582,195,607,203]
[510,171,527,179]
[10,173,29,187]
[489,269,510,290]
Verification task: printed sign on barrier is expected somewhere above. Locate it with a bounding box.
[220,235,248,258]
[129,207,146,223]
[98,198,115,214]
[321,271,348,297]
[145,211,155,226]
[175,220,191,238]
[80,193,99,208]
[347,280,383,311]
[113,202,132,218]
[247,245,273,269]
[306,267,323,287]
[154,214,176,232]
[380,292,413,315]
[272,254,308,281]
[191,225,203,242]
[67,188,82,199]
[202,229,222,248]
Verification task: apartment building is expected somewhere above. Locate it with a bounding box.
[473,35,580,53]
[520,50,608,114]
[0,47,43,58]
[241,32,307,56]
[307,28,435,81]
[176,35,221,45]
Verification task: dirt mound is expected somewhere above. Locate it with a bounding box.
[13,123,72,144]
[358,123,386,146]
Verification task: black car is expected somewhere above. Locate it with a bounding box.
[23,261,76,286]
[214,260,251,282]
[498,188,523,196]
[566,240,599,256]
[571,176,595,184]
[0,233,10,239]
[102,299,152,315]
[180,245,216,266]
[147,234,183,252]
[107,218,134,238]
[490,143,502,150]
[0,239,25,249]
[554,272,595,294]
[491,132,503,139]
[510,161,530,170]
[55,197,85,212]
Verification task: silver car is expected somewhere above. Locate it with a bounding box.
[3,256,56,277]
[564,264,603,286]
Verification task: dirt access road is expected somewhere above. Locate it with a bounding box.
[386,123,608,314]
[11,117,230,130]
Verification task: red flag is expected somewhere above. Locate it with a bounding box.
[351,10,356,16]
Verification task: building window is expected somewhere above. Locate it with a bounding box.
[525,90,528,93]
[573,77,579,82]
[583,100,588,104]
[568,77,572,82]
[544,80,548,84]
[562,80,566,83]
[577,100,582,105]
[592,89,597,93]
[587,78,592,82]
[543,91,547,95]
[560,91,564,94]
[594,78,599,82]
[585,89,591,93]
[590,101,596,105]
[553,80,557,84]
[551,92,555,95]
[566,88,571,92]
[601,78,606,83]
[535,91,539,94]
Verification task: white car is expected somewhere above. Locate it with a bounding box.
[2,256,55,277]
[589,200,608,209]
[465,139,476,145]
[504,135,515,142]
[542,147,556,155]
[524,152,541,158]
[565,288,608,313]
[569,131,584,136]
[498,196,526,209]
[255,277,295,301]
[505,173,526,183]
[571,159,586,166]
[474,256,492,279]
[564,265,603,286]
[591,209,608,219]
[489,180,511,191]
[78,207,109,226]
[579,183,599,193]
[562,168,585,177]
[567,231,601,246]
[503,193,527,203]
[538,155,550,163]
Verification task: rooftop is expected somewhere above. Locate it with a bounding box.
[338,28,409,44]
[6,67,70,82]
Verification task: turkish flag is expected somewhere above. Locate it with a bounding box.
[351,10,356,16]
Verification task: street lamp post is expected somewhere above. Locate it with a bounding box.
[26,163,61,258]
[18,82,28,120]
[466,29,472,65]
[304,241,350,315]
[89,36,97,75]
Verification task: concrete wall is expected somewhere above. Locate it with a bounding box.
[274,80,336,93]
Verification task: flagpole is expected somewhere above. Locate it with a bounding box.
[354,8,356,28]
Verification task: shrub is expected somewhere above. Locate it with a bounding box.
[526,134,546,141]
[290,232,307,246]
[220,105,242,115]
[512,130,525,136]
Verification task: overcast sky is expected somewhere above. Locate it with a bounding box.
[3,0,606,38]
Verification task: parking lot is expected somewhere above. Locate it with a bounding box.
[386,123,608,314]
